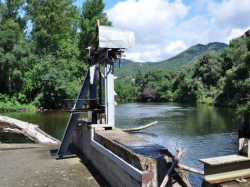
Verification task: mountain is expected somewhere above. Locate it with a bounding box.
[113,59,132,68]
[114,42,228,77]
[155,42,228,70]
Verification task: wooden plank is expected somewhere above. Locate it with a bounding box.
[200,155,250,166]
[205,168,250,184]
[201,154,250,184]
[220,177,250,186]
[204,160,250,175]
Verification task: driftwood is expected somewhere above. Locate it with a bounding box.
[0,115,59,144]
[121,121,158,132]
[160,146,187,187]
[178,163,204,175]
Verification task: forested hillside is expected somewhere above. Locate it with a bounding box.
[115,37,250,112]
[114,42,228,77]
[0,0,111,110]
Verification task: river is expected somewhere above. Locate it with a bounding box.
[0,102,238,186]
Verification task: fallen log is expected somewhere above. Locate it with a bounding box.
[121,121,158,132]
[0,115,59,144]
[178,163,204,175]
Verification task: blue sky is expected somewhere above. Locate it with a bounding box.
[75,0,250,62]
[74,0,120,10]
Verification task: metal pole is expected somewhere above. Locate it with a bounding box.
[99,63,102,124]
[89,66,97,124]
[105,62,108,124]
[106,63,115,126]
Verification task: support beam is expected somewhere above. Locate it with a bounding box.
[55,70,90,156]
[105,62,115,126]
[90,66,98,124]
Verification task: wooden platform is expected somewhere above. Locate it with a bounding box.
[200,155,250,184]
[219,177,250,186]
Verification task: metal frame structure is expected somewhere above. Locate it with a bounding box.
[53,22,135,156]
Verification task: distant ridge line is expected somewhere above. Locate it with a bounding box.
[115,42,228,77]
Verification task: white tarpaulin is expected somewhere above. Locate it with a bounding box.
[99,26,135,49]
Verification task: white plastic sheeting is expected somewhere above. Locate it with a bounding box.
[99,26,135,49]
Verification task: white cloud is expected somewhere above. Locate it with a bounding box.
[174,16,210,43]
[106,0,190,62]
[164,40,187,56]
[107,0,190,44]
[126,51,157,62]
[106,0,250,62]
[204,0,250,43]
[207,0,250,29]
[192,0,210,13]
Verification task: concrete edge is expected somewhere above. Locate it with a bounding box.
[0,143,49,150]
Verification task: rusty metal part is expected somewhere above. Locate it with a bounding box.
[142,171,154,185]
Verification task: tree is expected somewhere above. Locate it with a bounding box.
[135,66,144,88]
[0,0,33,98]
[23,0,88,107]
[216,38,250,107]
[143,87,156,100]
[140,69,172,101]
[115,77,137,102]
[25,0,80,56]
[78,0,112,62]
[193,52,222,87]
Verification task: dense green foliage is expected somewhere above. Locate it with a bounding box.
[115,37,250,113]
[0,0,111,109]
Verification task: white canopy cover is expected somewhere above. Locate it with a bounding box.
[98,26,135,49]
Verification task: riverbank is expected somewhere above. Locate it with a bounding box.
[0,143,110,187]
[0,99,36,111]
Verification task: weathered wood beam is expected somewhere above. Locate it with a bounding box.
[178,163,204,175]
[121,121,158,132]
